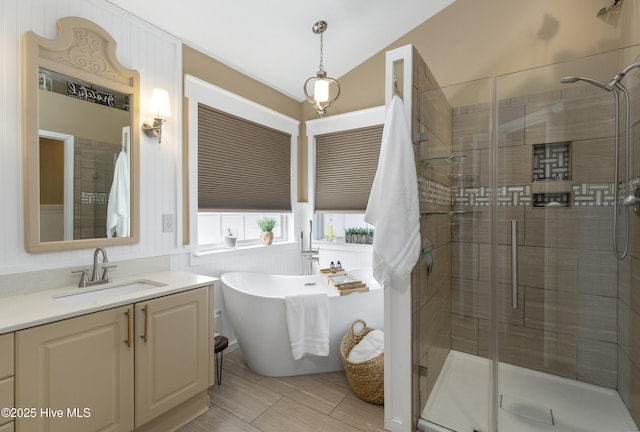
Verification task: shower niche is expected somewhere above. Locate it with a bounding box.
[531,141,572,207]
[532,141,571,181]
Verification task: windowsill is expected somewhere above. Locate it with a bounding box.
[189,241,299,266]
[189,238,372,268]
[314,239,373,251]
[194,240,296,256]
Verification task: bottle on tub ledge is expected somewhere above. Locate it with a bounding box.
[326,218,336,241]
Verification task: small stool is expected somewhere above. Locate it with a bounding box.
[214,336,229,385]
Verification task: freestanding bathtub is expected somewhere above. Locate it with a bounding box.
[221,269,383,377]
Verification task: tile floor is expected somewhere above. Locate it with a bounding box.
[178,348,386,432]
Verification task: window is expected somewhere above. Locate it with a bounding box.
[185,75,299,250]
[198,105,292,212]
[306,106,385,241]
[315,125,384,212]
[197,212,287,248]
[314,213,372,242]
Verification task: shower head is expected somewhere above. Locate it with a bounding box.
[560,76,610,90]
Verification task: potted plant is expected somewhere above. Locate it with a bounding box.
[257,217,277,245]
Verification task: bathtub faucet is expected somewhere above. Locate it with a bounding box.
[300,221,318,275]
[301,250,319,275]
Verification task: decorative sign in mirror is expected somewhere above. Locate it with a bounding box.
[24,16,140,252]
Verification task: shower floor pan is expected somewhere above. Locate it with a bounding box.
[418,350,638,432]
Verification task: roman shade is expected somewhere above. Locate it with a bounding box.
[198,103,292,212]
[315,125,383,212]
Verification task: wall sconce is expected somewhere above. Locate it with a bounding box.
[142,88,171,143]
[303,20,340,116]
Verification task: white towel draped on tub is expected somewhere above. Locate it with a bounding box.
[365,95,420,287]
[284,293,330,360]
[106,150,130,238]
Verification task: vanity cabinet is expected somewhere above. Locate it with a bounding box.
[134,288,208,428]
[15,287,209,432]
[0,332,14,432]
[16,305,134,432]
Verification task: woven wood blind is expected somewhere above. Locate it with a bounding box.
[198,104,292,212]
[315,125,383,212]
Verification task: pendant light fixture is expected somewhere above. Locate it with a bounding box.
[304,20,340,116]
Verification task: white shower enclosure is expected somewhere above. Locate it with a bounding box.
[385,44,640,432]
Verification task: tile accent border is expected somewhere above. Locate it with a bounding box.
[573,183,615,207]
[423,178,640,208]
[81,191,109,205]
[452,182,627,207]
[418,176,453,205]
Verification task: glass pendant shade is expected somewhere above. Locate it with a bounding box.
[314,79,329,102]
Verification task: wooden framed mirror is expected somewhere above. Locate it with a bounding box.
[23,16,140,252]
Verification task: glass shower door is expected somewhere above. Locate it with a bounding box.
[417,77,496,432]
[493,46,640,432]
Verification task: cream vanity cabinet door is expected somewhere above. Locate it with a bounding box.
[0,333,14,432]
[15,306,134,432]
[134,287,209,428]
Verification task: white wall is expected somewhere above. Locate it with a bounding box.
[0,0,182,277]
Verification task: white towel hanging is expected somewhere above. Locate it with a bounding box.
[284,292,330,360]
[106,150,130,237]
[364,95,420,287]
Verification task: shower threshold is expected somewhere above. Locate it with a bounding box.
[418,350,638,432]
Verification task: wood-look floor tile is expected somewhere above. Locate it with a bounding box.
[182,347,386,432]
[176,422,206,432]
[209,370,281,423]
[178,405,262,432]
[221,348,264,383]
[259,373,350,414]
[315,370,351,389]
[251,397,363,432]
[330,392,386,432]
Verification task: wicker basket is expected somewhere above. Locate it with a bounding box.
[339,319,384,405]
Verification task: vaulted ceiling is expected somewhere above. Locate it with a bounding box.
[106,0,455,101]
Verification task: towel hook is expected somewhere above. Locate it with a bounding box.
[393,74,402,99]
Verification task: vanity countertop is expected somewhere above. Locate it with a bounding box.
[0,271,217,334]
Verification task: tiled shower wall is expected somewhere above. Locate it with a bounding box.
[73,137,120,239]
[411,48,452,421]
[449,83,621,390]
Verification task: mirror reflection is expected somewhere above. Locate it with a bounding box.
[24,16,140,253]
[38,68,131,242]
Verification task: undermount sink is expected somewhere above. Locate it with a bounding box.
[52,279,167,305]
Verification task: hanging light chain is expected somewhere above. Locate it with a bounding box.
[318,31,324,73]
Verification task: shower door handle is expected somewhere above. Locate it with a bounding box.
[511,220,518,309]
